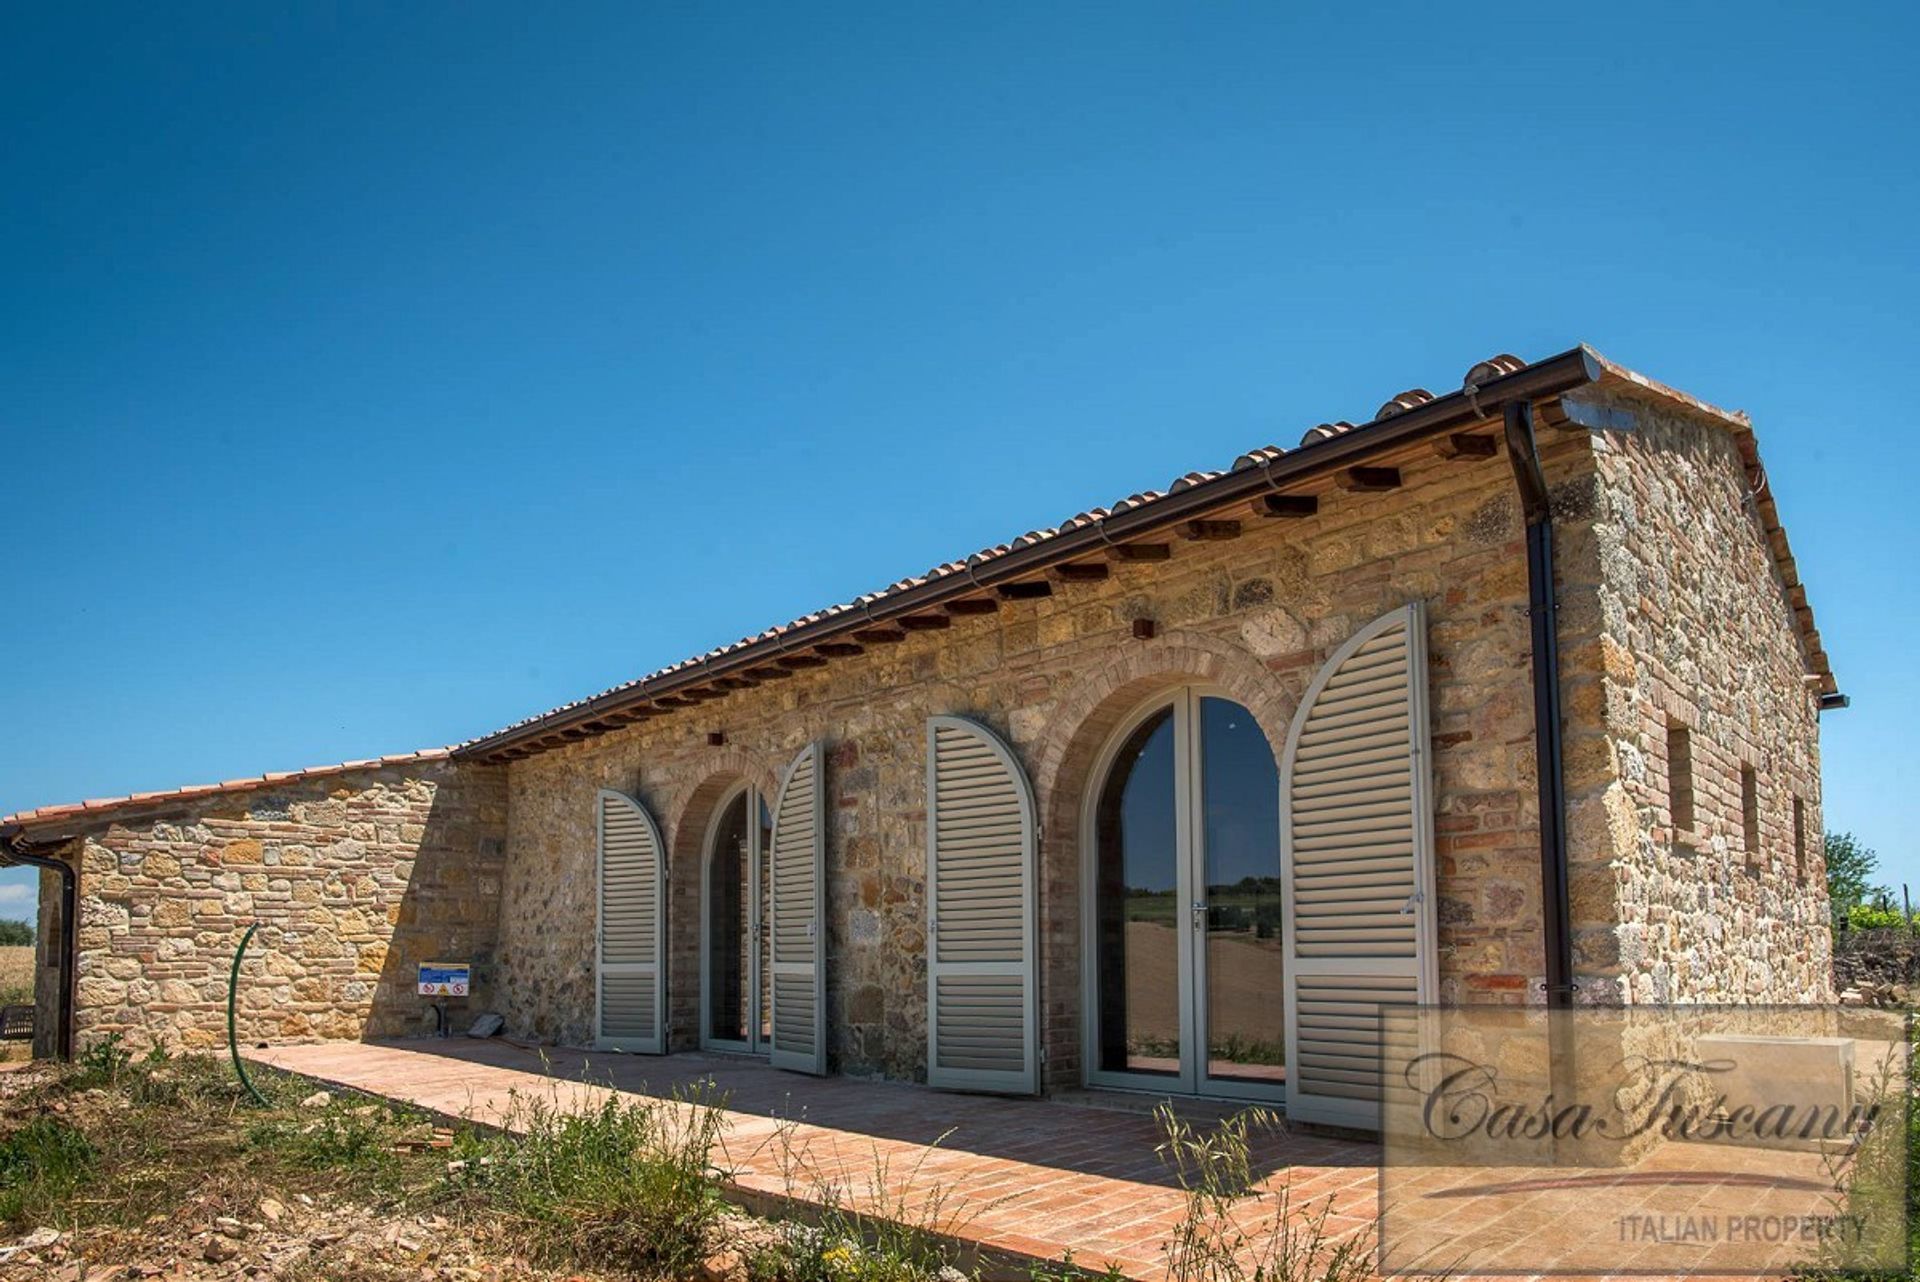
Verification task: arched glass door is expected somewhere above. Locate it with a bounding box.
[702,783,773,1052]
[1084,689,1285,1101]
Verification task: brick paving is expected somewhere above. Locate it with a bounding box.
[247,1040,1816,1282]
[246,1039,1375,1279]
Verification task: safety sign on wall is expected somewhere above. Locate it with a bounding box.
[417,962,470,998]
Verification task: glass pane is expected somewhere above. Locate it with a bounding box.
[1094,705,1180,1076]
[1199,697,1285,1085]
[758,796,772,1046]
[707,792,750,1044]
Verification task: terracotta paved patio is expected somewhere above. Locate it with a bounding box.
[246,1038,1375,1279]
[246,1040,1813,1281]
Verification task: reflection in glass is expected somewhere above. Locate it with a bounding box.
[1094,706,1180,1075]
[707,792,750,1044]
[1199,697,1285,1084]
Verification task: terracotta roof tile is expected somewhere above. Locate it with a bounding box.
[5,346,1821,787]
[452,345,1834,754]
[2,747,454,833]
[1376,389,1436,419]
[1299,421,1357,447]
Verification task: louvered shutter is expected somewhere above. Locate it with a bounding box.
[925,716,1038,1095]
[1281,603,1436,1130]
[595,789,667,1054]
[768,742,827,1075]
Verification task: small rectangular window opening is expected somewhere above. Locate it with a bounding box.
[1666,722,1695,837]
[1741,765,1761,872]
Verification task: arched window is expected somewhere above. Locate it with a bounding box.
[1084,688,1284,1101]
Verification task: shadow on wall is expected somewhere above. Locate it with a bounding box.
[67,760,507,1054]
[363,774,509,1040]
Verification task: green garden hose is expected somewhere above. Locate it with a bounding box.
[227,922,270,1105]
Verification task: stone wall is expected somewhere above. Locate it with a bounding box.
[1584,390,1831,1002]
[34,860,69,1059]
[496,426,1605,1085]
[63,759,507,1052]
[24,383,1833,1071]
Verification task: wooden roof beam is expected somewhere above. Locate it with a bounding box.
[1434,432,1498,461]
[995,580,1053,600]
[1252,494,1318,519]
[1179,519,1242,541]
[1106,542,1171,562]
[1337,466,1403,492]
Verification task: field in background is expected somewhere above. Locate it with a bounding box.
[0,945,33,1005]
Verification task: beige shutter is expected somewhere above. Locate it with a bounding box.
[768,742,827,1075]
[925,716,1038,1095]
[1281,602,1436,1130]
[596,789,667,1053]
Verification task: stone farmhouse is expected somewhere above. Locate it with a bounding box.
[2,346,1840,1130]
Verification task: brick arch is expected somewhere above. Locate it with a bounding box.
[1028,628,1298,1089]
[662,748,782,872]
[660,746,781,1052]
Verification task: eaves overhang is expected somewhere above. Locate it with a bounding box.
[455,346,1609,763]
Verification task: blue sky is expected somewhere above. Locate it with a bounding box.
[3,3,1916,923]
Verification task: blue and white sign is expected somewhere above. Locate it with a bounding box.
[417,962,470,998]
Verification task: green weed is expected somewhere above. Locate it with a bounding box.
[748,1113,981,1282]
[445,1081,730,1277]
[1155,1103,1372,1282]
[0,1116,98,1224]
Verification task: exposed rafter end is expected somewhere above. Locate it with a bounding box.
[1179,519,1242,541]
[1337,466,1403,492]
[899,614,951,631]
[943,597,999,616]
[1106,542,1171,562]
[852,627,908,644]
[1252,494,1317,519]
[1049,562,1110,583]
[1434,433,1498,461]
[994,580,1053,601]
[816,641,865,658]
[777,653,829,670]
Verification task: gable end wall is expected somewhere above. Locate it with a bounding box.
[1583,390,1831,1002]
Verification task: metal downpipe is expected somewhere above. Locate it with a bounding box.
[1503,399,1576,1008]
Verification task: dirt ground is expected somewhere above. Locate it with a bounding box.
[0,1057,654,1281]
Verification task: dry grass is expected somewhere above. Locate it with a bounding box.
[0,947,32,1006]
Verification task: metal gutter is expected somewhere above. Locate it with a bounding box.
[0,824,76,1060]
[459,346,1605,760]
